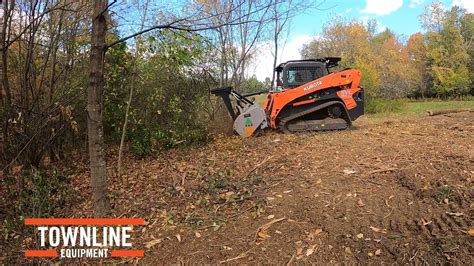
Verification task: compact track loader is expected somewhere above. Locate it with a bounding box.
[212,57,364,137]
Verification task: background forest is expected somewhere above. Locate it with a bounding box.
[0,0,473,221]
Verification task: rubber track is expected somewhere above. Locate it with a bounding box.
[278,101,351,133]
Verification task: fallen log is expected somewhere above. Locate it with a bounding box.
[427,108,471,116]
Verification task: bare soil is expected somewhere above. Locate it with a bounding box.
[5,112,474,264]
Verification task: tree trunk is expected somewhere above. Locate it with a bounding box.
[1,0,13,109]
[117,0,150,179]
[1,0,14,167]
[117,64,135,179]
[87,0,110,217]
[271,32,278,87]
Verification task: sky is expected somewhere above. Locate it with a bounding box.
[249,0,474,81]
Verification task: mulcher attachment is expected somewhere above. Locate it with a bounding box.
[211,87,268,137]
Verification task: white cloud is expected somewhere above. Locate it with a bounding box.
[452,0,474,13]
[409,0,425,8]
[345,8,353,13]
[249,35,315,81]
[361,0,403,16]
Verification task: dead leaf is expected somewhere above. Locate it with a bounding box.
[307,228,323,240]
[345,246,353,254]
[195,231,201,238]
[356,233,364,239]
[220,191,235,200]
[370,226,387,234]
[358,198,365,207]
[296,246,303,256]
[267,214,275,219]
[343,169,356,175]
[375,249,382,256]
[258,230,270,240]
[306,245,317,256]
[145,239,162,249]
[315,178,322,184]
[468,228,474,236]
[176,234,181,242]
[368,252,374,257]
[283,190,292,194]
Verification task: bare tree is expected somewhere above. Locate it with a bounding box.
[270,0,291,86]
[117,0,150,179]
[193,0,273,90]
[1,0,15,159]
[269,0,323,87]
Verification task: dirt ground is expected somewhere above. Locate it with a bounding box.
[5,112,474,264]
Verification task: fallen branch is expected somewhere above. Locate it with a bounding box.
[244,156,273,178]
[255,217,286,242]
[427,108,471,116]
[286,253,296,266]
[219,250,250,263]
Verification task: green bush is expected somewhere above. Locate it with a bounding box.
[14,168,70,217]
[365,98,406,114]
[103,29,213,154]
[129,126,152,158]
[154,126,209,149]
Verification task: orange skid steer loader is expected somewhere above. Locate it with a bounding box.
[212,57,364,137]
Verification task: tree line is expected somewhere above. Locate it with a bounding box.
[302,2,474,100]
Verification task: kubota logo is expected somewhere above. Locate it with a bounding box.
[24,218,144,258]
[303,81,322,91]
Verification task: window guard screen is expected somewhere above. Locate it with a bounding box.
[287,66,324,84]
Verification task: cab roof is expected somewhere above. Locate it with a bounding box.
[275,57,341,71]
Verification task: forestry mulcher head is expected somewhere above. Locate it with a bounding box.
[212,57,364,137]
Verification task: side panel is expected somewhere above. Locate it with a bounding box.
[277,92,350,123]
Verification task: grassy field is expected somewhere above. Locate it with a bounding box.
[404,100,474,114]
[253,94,474,117]
[368,99,474,119]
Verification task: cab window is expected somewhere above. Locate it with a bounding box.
[286,66,325,85]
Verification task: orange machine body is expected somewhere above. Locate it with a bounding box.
[263,69,362,128]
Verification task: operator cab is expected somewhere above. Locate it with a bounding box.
[275,57,341,89]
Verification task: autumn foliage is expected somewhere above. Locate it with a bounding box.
[302,4,474,100]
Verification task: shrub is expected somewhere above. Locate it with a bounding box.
[154,126,209,149]
[11,168,69,217]
[129,126,152,158]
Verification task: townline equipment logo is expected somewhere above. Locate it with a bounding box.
[24,218,144,258]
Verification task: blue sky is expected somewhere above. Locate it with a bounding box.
[290,0,474,38]
[250,0,474,80]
